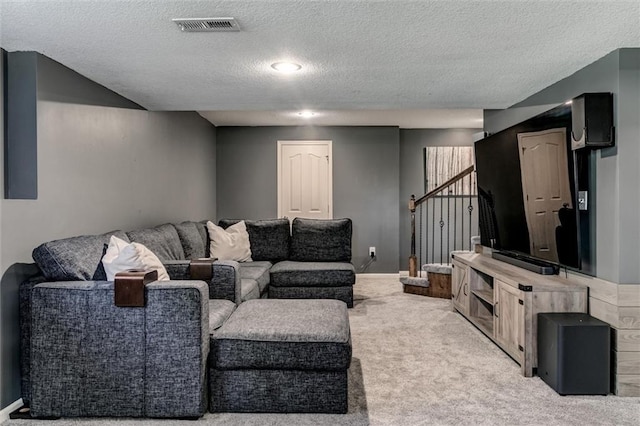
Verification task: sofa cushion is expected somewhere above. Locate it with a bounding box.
[269,286,354,308]
[241,279,261,302]
[239,262,271,293]
[208,299,236,332]
[289,218,352,262]
[211,299,351,371]
[198,220,210,245]
[174,221,207,259]
[163,260,189,280]
[270,261,355,287]
[32,230,130,281]
[126,224,185,262]
[219,219,290,262]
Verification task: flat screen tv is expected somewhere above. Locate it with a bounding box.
[475,103,594,275]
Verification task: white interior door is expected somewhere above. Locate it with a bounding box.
[517,128,572,262]
[278,141,332,220]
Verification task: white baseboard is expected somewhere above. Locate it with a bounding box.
[356,273,399,277]
[0,398,23,423]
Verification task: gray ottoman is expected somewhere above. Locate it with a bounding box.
[209,299,352,413]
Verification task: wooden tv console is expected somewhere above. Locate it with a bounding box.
[451,252,588,377]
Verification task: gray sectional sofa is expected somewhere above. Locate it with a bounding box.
[19,217,355,418]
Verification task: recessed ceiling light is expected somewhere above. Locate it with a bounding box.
[271,62,302,73]
[297,111,315,118]
[565,100,573,105]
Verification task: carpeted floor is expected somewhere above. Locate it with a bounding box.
[4,275,639,425]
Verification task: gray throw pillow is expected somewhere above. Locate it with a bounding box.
[218,218,291,262]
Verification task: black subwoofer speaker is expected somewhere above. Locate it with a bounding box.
[571,92,614,150]
[537,313,610,395]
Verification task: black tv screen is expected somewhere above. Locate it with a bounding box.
[475,103,594,275]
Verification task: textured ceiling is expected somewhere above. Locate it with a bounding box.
[1,1,639,128]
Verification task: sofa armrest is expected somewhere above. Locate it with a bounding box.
[19,274,47,404]
[144,280,210,417]
[162,259,242,304]
[209,260,242,304]
[29,280,209,418]
[163,260,190,280]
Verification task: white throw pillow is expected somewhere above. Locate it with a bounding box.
[102,235,170,281]
[207,220,252,262]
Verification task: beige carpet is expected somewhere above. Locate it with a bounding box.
[348,275,639,425]
[4,275,639,425]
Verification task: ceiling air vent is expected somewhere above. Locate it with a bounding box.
[173,18,240,32]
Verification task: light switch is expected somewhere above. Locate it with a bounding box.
[578,191,588,211]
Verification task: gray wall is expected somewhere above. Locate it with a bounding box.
[216,126,400,273]
[0,53,217,408]
[483,48,640,284]
[483,104,559,136]
[398,129,480,269]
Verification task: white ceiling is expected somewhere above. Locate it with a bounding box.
[1,1,638,128]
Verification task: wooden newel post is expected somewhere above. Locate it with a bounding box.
[409,195,417,277]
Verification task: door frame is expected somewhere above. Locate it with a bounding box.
[277,140,333,219]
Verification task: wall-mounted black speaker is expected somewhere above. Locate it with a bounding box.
[571,92,614,150]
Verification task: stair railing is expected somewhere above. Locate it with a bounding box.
[408,165,478,277]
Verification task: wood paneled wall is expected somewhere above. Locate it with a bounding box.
[569,273,640,396]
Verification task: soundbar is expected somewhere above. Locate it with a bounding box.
[492,251,558,275]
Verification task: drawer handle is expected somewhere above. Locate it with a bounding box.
[494,301,499,318]
[463,283,468,296]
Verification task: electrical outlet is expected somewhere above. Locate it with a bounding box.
[369,247,376,257]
